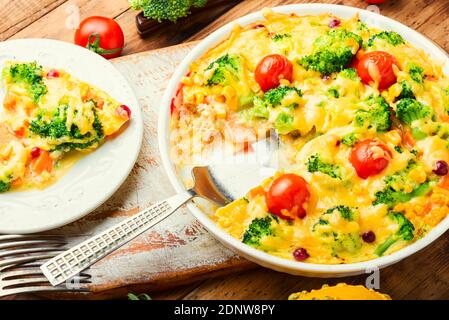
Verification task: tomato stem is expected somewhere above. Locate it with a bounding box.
[86,33,122,55]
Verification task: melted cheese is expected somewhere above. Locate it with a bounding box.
[171,11,449,264]
[289,283,391,300]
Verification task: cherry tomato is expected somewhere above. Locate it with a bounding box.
[366,0,387,3]
[355,51,398,90]
[265,174,310,220]
[349,139,392,179]
[75,16,124,59]
[116,105,131,119]
[255,54,293,92]
[46,70,60,78]
[30,147,41,159]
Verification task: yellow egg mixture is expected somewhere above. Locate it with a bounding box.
[0,61,130,192]
[170,11,449,264]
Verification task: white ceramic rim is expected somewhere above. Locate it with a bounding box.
[159,4,449,276]
[0,39,143,234]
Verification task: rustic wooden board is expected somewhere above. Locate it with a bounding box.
[42,42,253,299]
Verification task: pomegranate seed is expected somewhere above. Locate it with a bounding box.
[329,19,341,28]
[362,231,376,243]
[47,70,60,78]
[433,160,448,176]
[30,147,41,159]
[293,248,309,261]
[117,105,131,118]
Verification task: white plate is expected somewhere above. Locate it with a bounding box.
[159,4,449,277]
[0,39,143,234]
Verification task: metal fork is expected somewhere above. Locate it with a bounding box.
[0,235,91,298]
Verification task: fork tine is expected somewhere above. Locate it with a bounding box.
[0,260,56,272]
[2,277,60,287]
[2,276,91,288]
[0,239,66,250]
[0,235,66,242]
[0,268,91,280]
[0,286,89,298]
[0,234,92,298]
[0,262,91,276]
[0,247,66,259]
[0,253,62,267]
[0,268,43,279]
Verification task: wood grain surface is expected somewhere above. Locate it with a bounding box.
[1,0,449,300]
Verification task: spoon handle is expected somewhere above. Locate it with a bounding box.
[41,190,194,286]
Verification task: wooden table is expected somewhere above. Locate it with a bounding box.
[1,0,449,300]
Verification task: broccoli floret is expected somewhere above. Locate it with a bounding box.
[397,81,415,100]
[339,68,359,81]
[7,62,47,103]
[396,98,432,125]
[312,217,329,232]
[373,178,431,207]
[274,112,295,134]
[205,53,254,109]
[332,233,362,255]
[373,159,432,207]
[356,21,369,31]
[341,133,358,147]
[325,205,355,221]
[355,96,392,132]
[205,53,241,87]
[299,29,362,75]
[263,86,302,106]
[375,212,415,256]
[373,187,413,207]
[408,63,425,84]
[250,97,270,119]
[29,104,104,152]
[367,31,405,47]
[313,207,361,255]
[271,33,291,42]
[129,0,207,22]
[394,146,403,153]
[248,86,302,121]
[306,154,342,179]
[30,107,69,139]
[0,180,11,193]
[327,87,340,98]
[242,215,277,247]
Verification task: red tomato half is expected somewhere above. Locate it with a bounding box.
[265,174,310,220]
[75,16,124,59]
[255,54,293,92]
[350,139,392,179]
[355,51,398,90]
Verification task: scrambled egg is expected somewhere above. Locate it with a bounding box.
[0,61,130,192]
[170,11,449,264]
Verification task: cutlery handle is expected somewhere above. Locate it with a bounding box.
[41,191,194,286]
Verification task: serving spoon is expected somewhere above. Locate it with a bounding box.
[41,134,279,286]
